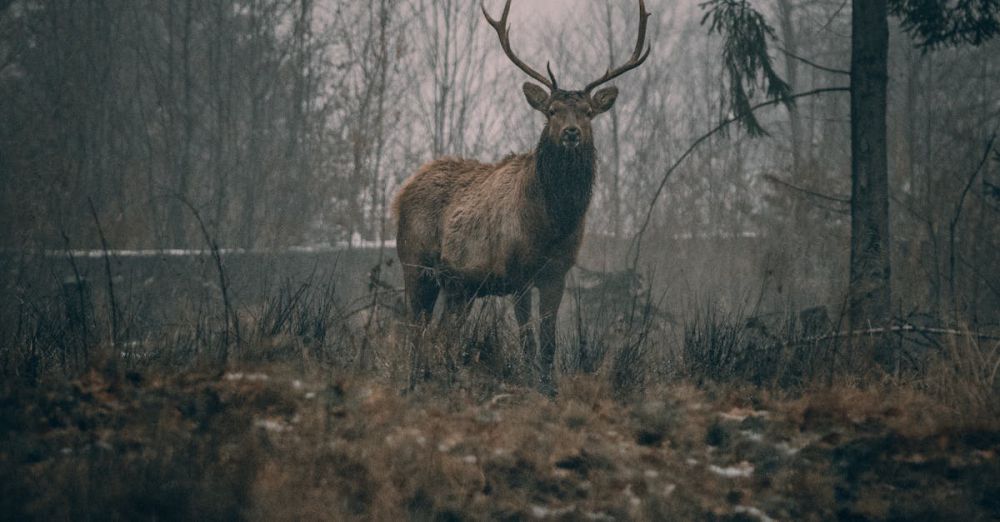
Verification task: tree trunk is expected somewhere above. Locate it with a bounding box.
[849,0,891,330]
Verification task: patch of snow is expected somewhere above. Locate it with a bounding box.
[120,350,156,360]
[741,430,764,442]
[709,462,754,478]
[224,372,269,382]
[719,408,770,422]
[663,483,676,496]
[530,504,575,519]
[254,418,291,433]
[734,505,777,522]
[487,393,514,407]
[347,233,397,249]
[462,455,478,465]
[437,434,462,453]
[385,428,427,447]
[19,242,402,259]
[775,441,800,456]
[624,485,641,507]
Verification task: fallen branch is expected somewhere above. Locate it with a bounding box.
[785,324,1000,347]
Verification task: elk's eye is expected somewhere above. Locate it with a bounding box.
[547,108,557,116]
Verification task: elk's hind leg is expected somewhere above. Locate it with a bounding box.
[438,289,473,385]
[403,264,440,324]
[403,264,439,390]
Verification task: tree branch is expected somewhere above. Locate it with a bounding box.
[763,174,850,204]
[777,47,850,76]
[628,86,851,268]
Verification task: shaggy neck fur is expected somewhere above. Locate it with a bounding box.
[534,133,596,241]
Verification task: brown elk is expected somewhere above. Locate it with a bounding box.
[392,0,651,392]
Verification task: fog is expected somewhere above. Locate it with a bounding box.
[1,0,999,344]
[3,3,1000,517]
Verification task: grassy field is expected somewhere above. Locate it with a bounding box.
[2,358,999,520]
[2,263,999,520]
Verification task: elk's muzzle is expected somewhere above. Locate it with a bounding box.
[561,126,581,147]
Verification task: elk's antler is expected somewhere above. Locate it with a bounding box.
[584,0,651,93]
[482,0,558,91]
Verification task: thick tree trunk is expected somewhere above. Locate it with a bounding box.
[849,0,891,329]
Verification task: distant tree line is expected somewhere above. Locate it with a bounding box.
[1,0,999,326]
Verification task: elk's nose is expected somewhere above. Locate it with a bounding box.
[562,127,581,144]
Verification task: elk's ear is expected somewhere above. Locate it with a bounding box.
[591,86,619,115]
[523,82,549,112]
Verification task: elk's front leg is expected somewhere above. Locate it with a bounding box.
[513,289,537,380]
[537,278,565,394]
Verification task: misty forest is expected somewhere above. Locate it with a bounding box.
[2,0,1000,519]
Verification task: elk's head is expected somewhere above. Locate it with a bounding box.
[483,0,651,150]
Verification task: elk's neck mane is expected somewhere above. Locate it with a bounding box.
[534,135,596,240]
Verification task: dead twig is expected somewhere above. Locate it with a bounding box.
[59,228,89,370]
[177,197,240,362]
[88,198,120,352]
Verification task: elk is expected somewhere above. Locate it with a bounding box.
[392,0,651,392]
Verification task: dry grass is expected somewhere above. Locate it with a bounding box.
[2,357,998,521]
[2,271,999,519]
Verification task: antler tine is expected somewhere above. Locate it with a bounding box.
[584,0,652,93]
[546,62,558,91]
[482,0,556,90]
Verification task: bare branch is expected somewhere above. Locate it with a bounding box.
[777,47,850,76]
[628,86,851,268]
[763,174,850,205]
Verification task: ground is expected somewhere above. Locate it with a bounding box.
[2,362,998,521]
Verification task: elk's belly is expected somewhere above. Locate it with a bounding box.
[439,209,537,293]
